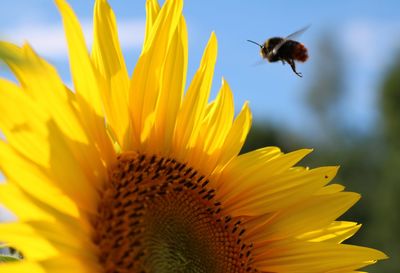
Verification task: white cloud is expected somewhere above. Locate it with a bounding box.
[116,20,146,49]
[0,205,16,222]
[3,19,145,59]
[341,20,400,70]
[338,20,400,130]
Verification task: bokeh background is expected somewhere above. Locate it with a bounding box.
[1,0,399,272]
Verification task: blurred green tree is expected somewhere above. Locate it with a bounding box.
[372,52,400,273]
[305,31,345,144]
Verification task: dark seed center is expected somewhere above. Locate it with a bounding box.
[92,152,255,273]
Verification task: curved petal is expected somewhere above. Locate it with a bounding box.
[143,0,160,47]
[297,221,362,243]
[223,166,339,216]
[0,184,54,222]
[1,42,88,144]
[216,148,313,202]
[0,78,49,166]
[55,0,113,162]
[146,17,188,155]
[0,43,107,184]
[0,261,45,273]
[246,192,360,242]
[254,241,388,272]
[187,78,234,175]
[0,223,58,261]
[172,32,217,161]
[91,0,130,146]
[128,0,183,150]
[213,101,252,172]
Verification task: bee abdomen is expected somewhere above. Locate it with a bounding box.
[293,43,308,62]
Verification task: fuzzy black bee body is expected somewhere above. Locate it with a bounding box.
[248,26,309,77]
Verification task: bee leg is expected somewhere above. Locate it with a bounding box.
[281,60,285,65]
[288,59,302,77]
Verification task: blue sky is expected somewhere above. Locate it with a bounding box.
[1,0,400,136]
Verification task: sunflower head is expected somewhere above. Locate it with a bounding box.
[0,0,387,272]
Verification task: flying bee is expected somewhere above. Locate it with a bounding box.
[247,26,310,77]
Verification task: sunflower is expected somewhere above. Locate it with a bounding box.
[0,0,387,272]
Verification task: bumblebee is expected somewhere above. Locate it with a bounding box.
[247,26,309,77]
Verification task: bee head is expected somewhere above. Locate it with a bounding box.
[264,39,270,49]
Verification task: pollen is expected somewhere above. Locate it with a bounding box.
[91,152,255,273]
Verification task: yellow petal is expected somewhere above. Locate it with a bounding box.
[298,221,362,243]
[225,166,339,216]
[147,17,188,155]
[140,111,156,143]
[247,192,360,242]
[0,183,53,222]
[129,0,183,150]
[92,0,130,146]
[0,223,58,261]
[54,0,102,116]
[1,43,107,184]
[217,148,313,205]
[46,122,101,213]
[143,0,160,47]
[55,0,113,162]
[0,79,49,167]
[40,255,101,273]
[2,42,88,145]
[11,186,94,251]
[317,183,345,194]
[26,221,97,262]
[173,32,217,160]
[255,241,388,272]
[187,78,234,174]
[0,138,96,215]
[202,79,235,153]
[214,101,252,171]
[0,261,45,273]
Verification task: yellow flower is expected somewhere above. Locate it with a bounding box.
[0,0,387,272]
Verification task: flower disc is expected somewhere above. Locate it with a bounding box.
[94,153,254,273]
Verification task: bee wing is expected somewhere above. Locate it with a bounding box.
[251,59,267,67]
[285,25,310,40]
[269,25,310,58]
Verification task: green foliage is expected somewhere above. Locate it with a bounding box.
[372,52,400,273]
[381,53,400,150]
[306,32,344,125]
[0,245,21,263]
[0,254,20,263]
